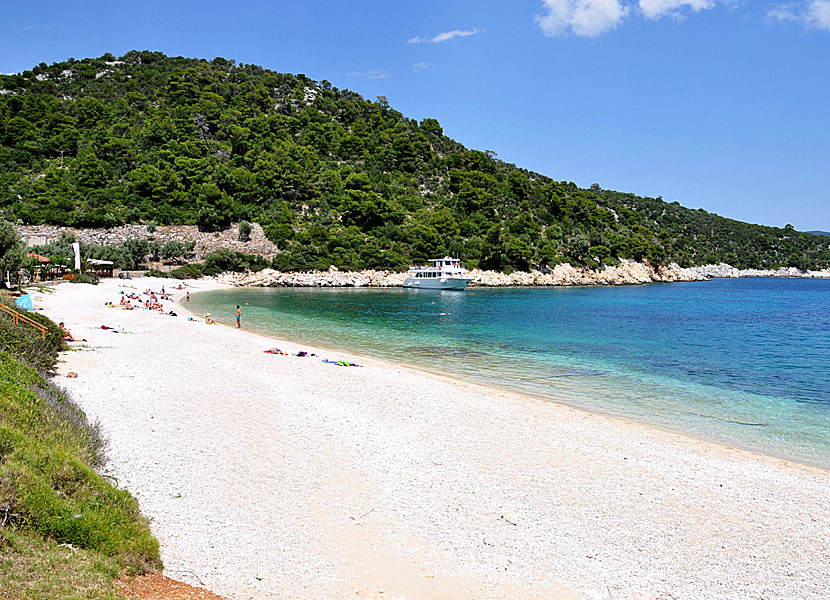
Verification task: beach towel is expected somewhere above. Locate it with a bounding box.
[322,359,362,367]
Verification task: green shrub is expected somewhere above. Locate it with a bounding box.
[238,220,252,242]
[145,269,168,278]
[168,263,203,279]
[202,249,268,276]
[196,207,220,233]
[0,297,63,372]
[71,272,99,285]
[264,223,294,250]
[603,256,621,267]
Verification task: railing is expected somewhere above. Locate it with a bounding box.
[0,302,48,340]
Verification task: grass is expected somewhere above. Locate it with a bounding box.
[0,529,124,600]
[0,306,162,598]
[0,354,161,568]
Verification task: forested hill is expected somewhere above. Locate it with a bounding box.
[2,50,828,271]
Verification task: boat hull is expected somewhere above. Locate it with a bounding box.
[402,277,472,290]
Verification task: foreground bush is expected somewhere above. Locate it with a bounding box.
[0,296,64,372]
[0,352,161,574]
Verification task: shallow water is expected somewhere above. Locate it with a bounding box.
[191,278,830,468]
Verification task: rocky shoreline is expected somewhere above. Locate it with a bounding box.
[213,259,705,287]
[19,224,830,286]
[687,263,830,279]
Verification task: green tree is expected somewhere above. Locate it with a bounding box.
[148,240,162,262]
[118,238,150,270]
[567,233,590,262]
[590,245,611,264]
[410,225,446,262]
[504,236,533,271]
[0,220,26,279]
[161,240,186,263]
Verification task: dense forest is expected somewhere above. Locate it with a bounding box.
[1,51,828,271]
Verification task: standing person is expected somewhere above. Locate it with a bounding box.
[236,304,242,328]
[186,291,190,303]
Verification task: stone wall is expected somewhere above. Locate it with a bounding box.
[17,224,280,261]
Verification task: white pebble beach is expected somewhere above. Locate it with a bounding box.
[39,278,828,600]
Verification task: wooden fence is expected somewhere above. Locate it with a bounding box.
[0,302,48,339]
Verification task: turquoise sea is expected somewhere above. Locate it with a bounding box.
[191,278,830,468]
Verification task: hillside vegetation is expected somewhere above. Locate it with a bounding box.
[1,51,828,271]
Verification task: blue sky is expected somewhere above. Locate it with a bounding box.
[2,1,829,230]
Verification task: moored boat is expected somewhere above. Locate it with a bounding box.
[403,257,472,290]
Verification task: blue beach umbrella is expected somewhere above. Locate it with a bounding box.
[15,294,34,311]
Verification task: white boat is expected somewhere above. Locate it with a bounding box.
[403,257,472,290]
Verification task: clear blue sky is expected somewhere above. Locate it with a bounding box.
[2,1,829,230]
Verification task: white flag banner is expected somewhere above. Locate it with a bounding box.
[72,242,81,271]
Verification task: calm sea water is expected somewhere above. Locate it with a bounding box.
[191,278,830,468]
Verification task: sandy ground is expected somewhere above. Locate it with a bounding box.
[36,278,829,600]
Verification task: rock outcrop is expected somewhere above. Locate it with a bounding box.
[687,264,830,279]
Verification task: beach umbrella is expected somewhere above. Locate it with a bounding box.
[15,294,34,311]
